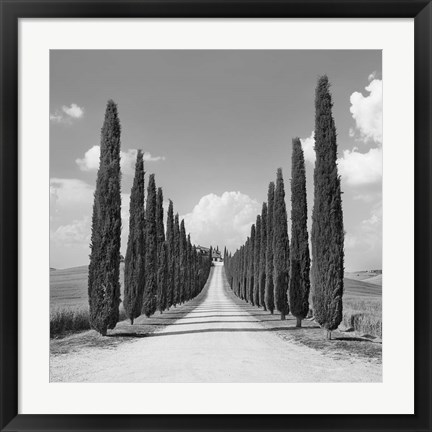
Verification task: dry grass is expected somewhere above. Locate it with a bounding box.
[342,297,382,338]
[50,307,127,338]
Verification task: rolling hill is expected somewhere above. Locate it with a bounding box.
[50,265,380,311]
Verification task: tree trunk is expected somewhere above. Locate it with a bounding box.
[130,318,134,325]
[280,313,286,320]
[296,317,302,327]
[326,330,332,340]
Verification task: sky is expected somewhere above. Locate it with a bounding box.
[50,50,382,271]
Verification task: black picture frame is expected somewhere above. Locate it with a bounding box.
[1,1,431,431]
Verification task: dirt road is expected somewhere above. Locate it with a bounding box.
[50,263,381,382]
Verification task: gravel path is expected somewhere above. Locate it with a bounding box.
[50,263,381,382]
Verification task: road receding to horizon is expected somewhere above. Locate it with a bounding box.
[50,263,381,383]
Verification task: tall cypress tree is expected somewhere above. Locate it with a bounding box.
[142,174,157,317]
[242,241,250,301]
[192,246,198,297]
[259,202,267,310]
[166,200,175,309]
[290,138,311,327]
[157,241,168,313]
[311,75,344,339]
[173,214,181,306]
[248,225,256,305]
[155,187,166,311]
[265,182,275,314]
[273,168,290,320]
[237,246,242,298]
[179,220,187,304]
[88,100,122,336]
[253,215,261,307]
[186,234,193,301]
[124,150,145,325]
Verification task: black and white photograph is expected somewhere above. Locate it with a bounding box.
[49,49,383,383]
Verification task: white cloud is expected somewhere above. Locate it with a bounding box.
[347,201,382,251]
[338,147,382,186]
[76,146,165,174]
[50,178,131,262]
[299,132,382,187]
[50,103,84,124]
[182,191,261,252]
[362,202,382,229]
[300,131,316,165]
[50,178,94,210]
[50,179,94,255]
[349,79,382,144]
[49,113,64,123]
[62,103,84,119]
[120,149,138,175]
[51,216,91,246]
[344,233,358,250]
[368,71,377,82]
[144,152,165,162]
[344,201,382,270]
[338,75,383,187]
[75,146,100,171]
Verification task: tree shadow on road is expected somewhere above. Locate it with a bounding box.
[108,326,321,339]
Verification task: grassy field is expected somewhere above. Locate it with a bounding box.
[345,270,382,286]
[50,265,125,309]
[50,265,382,338]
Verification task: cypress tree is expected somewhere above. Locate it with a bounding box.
[88,100,122,336]
[265,182,275,314]
[311,75,344,339]
[187,235,193,301]
[173,214,181,306]
[253,215,261,307]
[179,220,187,303]
[156,187,165,246]
[209,245,213,269]
[290,138,311,327]
[157,242,168,313]
[155,187,166,311]
[124,150,145,325]
[166,200,175,309]
[193,246,199,297]
[242,241,249,301]
[235,246,243,298]
[142,174,157,317]
[259,202,267,310]
[248,225,256,305]
[273,168,290,320]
